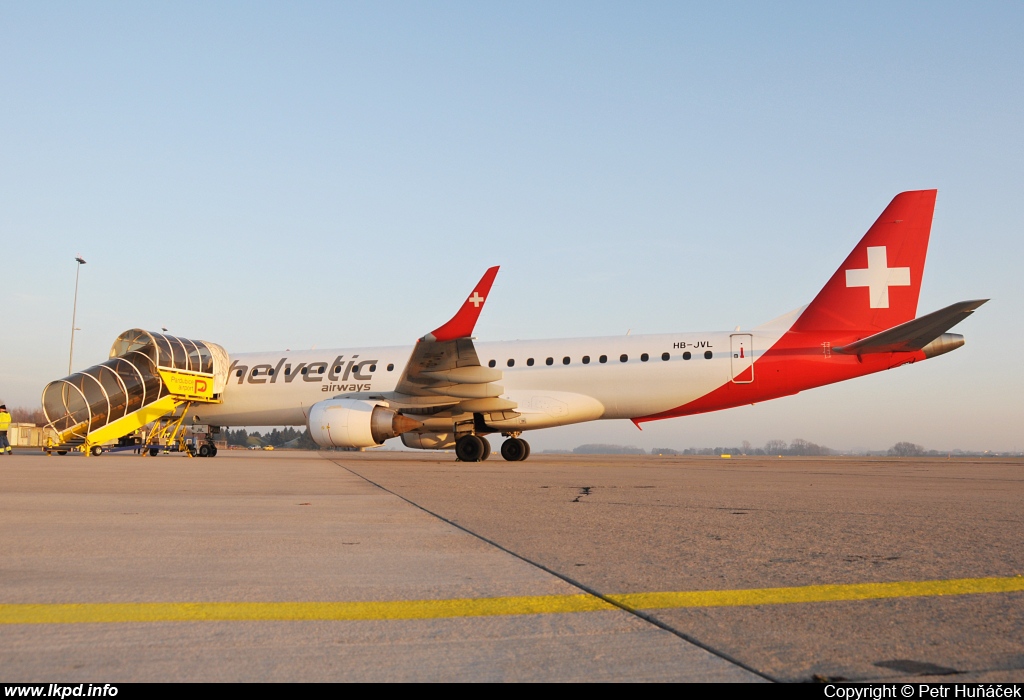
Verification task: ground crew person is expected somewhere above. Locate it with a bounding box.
[0,405,12,455]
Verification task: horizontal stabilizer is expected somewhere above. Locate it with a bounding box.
[834,299,988,355]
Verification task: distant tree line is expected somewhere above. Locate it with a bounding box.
[7,406,47,425]
[759,438,833,456]
[225,427,320,450]
[652,438,833,456]
[575,438,835,456]
[887,442,925,456]
[4,404,980,458]
[573,444,646,455]
[650,440,1016,458]
[2,409,1000,457]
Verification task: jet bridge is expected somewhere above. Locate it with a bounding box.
[42,329,229,456]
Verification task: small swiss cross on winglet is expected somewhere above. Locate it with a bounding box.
[424,266,500,342]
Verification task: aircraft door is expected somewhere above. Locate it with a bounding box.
[730,334,753,384]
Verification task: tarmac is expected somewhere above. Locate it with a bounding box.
[1,449,1021,682]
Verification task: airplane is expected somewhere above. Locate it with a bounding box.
[169,189,983,461]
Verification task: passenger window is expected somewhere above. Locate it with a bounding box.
[683,352,691,360]
[268,368,275,376]
[599,355,608,363]
[319,366,325,374]
[563,357,570,365]
[387,364,394,371]
[527,358,535,366]
[251,368,258,376]
[641,353,649,362]
[582,356,590,364]
[507,359,515,367]
[369,364,377,372]
[620,354,628,363]
[301,367,309,374]
[661,352,669,361]
[236,370,243,377]
[546,357,554,366]
[704,350,713,360]
[488,360,496,368]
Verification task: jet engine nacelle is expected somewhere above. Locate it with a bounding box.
[307,399,419,449]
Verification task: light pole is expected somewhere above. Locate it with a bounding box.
[68,256,86,375]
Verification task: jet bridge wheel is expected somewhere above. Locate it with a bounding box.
[455,435,487,463]
[198,444,211,458]
[501,437,530,462]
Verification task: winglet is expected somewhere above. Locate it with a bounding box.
[425,266,500,342]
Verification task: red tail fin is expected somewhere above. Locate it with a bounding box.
[792,190,936,333]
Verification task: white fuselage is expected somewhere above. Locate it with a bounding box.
[189,329,784,430]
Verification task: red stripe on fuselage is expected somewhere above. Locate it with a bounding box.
[633,330,925,423]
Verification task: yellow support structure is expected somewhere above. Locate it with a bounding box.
[49,422,89,451]
[142,403,195,458]
[82,396,183,456]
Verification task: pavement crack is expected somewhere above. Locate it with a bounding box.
[572,486,593,503]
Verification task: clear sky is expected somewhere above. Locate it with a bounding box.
[2,2,1021,452]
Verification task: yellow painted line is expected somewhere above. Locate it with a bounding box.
[0,595,614,625]
[1,576,1020,625]
[610,576,1024,611]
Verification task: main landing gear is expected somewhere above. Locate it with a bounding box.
[500,437,530,462]
[455,434,491,462]
[454,435,531,462]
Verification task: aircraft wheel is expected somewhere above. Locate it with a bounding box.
[198,444,211,458]
[455,435,486,462]
[501,437,529,462]
[90,446,104,457]
[479,437,492,461]
[209,446,218,457]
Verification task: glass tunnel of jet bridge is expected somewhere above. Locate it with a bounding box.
[41,329,229,453]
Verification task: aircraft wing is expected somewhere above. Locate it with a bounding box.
[833,299,988,355]
[388,267,517,413]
